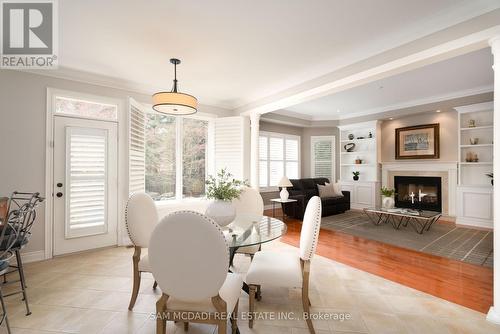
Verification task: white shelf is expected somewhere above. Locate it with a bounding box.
[460,125,493,131]
[341,138,375,143]
[341,164,375,167]
[460,162,493,165]
[341,151,371,154]
[460,144,493,148]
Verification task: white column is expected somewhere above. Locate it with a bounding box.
[488,36,500,325]
[250,113,260,190]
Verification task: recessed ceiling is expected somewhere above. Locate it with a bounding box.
[279,48,493,120]
[57,0,499,109]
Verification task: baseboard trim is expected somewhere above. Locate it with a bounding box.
[456,217,493,229]
[487,307,500,325]
[21,250,46,263]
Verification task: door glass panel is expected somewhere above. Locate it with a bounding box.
[66,128,107,238]
[56,96,117,120]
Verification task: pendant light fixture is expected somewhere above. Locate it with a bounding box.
[152,58,198,115]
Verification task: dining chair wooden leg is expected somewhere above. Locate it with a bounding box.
[248,285,257,328]
[231,300,238,334]
[153,281,158,290]
[301,260,315,334]
[156,294,168,334]
[183,322,189,331]
[256,285,262,301]
[128,247,141,310]
[212,295,227,334]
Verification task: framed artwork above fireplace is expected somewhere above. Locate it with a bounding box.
[395,123,440,159]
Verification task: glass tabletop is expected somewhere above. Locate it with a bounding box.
[223,214,287,249]
[364,207,441,219]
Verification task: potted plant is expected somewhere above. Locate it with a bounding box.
[486,173,493,186]
[380,186,396,209]
[205,168,248,226]
[352,171,360,181]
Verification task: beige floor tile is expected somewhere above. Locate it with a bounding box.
[361,310,408,334]
[4,244,497,334]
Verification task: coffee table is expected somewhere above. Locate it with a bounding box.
[363,207,441,234]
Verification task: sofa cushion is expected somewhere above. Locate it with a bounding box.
[290,179,303,190]
[301,179,316,190]
[321,196,348,206]
[317,183,338,198]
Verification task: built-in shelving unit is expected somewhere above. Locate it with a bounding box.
[338,120,381,209]
[457,102,494,186]
[454,102,494,228]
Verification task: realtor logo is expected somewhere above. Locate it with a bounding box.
[1,0,58,68]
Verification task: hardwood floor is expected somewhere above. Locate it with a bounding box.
[269,209,494,314]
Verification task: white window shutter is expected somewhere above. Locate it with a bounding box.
[214,116,249,180]
[311,136,335,181]
[129,99,146,194]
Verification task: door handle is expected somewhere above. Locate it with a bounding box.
[56,192,63,198]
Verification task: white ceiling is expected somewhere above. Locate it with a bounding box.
[280,48,494,120]
[57,0,499,109]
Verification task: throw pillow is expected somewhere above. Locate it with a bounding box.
[317,183,339,198]
[325,182,344,197]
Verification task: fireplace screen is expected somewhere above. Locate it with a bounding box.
[394,176,442,212]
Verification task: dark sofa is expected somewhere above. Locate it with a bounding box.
[283,178,350,219]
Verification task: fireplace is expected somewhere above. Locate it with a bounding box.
[394,176,442,212]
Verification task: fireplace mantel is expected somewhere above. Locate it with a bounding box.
[381,161,458,216]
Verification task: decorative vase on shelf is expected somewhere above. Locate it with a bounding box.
[353,175,359,181]
[382,196,395,209]
[348,133,354,140]
[205,200,236,227]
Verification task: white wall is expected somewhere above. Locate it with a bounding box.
[0,70,233,255]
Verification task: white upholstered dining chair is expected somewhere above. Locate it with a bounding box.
[149,211,243,334]
[232,187,264,259]
[246,196,322,334]
[125,192,159,310]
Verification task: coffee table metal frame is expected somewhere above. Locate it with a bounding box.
[363,208,441,234]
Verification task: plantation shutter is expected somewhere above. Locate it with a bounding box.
[311,136,335,181]
[214,116,250,180]
[129,99,146,194]
[66,128,107,237]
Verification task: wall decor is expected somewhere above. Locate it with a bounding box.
[344,143,356,152]
[348,133,354,140]
[352,171,360,181]
[468,119,476,128]
[395,123,439,159]
[469,137,479,145]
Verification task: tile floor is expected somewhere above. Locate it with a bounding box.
[2,241,499,334]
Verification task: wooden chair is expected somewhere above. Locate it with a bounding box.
[125,192,158,310]
[232,187,264,260]
[149,211,243,334]
[246,196,322,334]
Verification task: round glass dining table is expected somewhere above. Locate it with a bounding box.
[223,213,287,266]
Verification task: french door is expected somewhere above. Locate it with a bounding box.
[53,116,118,255]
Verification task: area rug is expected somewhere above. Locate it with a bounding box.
[321,211,493,267]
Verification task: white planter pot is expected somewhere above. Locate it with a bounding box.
[205,200,236,227]
[382,196,395,209]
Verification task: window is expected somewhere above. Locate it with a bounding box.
[55,96,117,120]
[182,118,208,198]
[145,114,177,200]
[259,132,300,189]
[144,114,209,201]
[311,136,335,181]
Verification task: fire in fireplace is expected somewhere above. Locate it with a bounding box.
[394,176,442,212]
